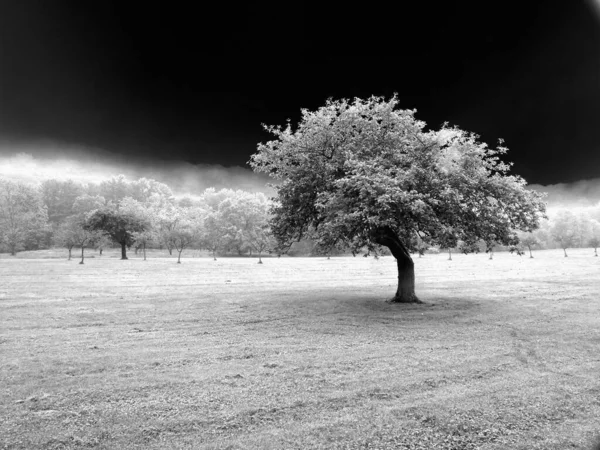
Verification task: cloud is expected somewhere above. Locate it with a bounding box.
[0,141,275,197]
[1,140,599,215]
[529,179,600,207]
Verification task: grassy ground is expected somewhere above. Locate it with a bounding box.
[1,249,599,449]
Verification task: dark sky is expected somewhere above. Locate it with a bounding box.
[1,1,599,185]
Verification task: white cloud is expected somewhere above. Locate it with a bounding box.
[0,142,275,197]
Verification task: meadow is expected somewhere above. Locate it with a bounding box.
[1,249,599,449]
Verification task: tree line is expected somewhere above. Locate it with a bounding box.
[1,174,599,261]
[0,175,275,262]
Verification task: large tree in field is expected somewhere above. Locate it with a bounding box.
[84,208,148,259]
[250,96,546,302]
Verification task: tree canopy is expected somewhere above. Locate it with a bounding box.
[251,95,547,301]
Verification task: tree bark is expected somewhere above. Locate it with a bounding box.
[448,249,452,261]
[68,248,72,260]
[371,226,420,303]
[258,250,263,264]
[143,243,146,261]
[563,248,568,257]
[177,250,182,263]
[120,242,128,260]
[99,248,103,256]
[79,246,85,264]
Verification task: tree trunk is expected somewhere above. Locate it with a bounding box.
[177,250,182,263]
[258,250,263,264]
[143,243,147,261]
[68,247,72,260]
[100,248,103,256]
[563,248,568,257]
[213,249,217,261]
[448,249,452,261]
[120,242,128,260]
[528,245,533,258]
[595,247,598,257]
[371,226,420,303]
[80,246,85,264]
[168,246,173,256]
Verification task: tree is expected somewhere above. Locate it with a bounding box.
[202,210,227,260]
[437,227,458,261]
[84,207,148,259]
[589,220,600,257]
[72,218,103,264]
[41,179,84,225]
[550,210,577,257]
[98,175,133,206]
[53,219,78,260]
[250,95,546,302]
[93,233,112,256]
[166,207,203,263]
[72,194,106,215]
[119,197,158,260]
[0,180,50,255]
[519,231,540,258]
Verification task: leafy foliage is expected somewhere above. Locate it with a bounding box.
[250,95,547,256]
[84,207,148,256]
[0,180,50,255]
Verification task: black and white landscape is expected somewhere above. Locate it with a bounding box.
[1,2,600,449]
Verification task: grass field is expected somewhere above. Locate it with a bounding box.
[1,249,600,449]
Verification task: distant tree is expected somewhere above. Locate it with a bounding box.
[53,219,78,260]
[484,234,498,260]
[518,231,539,258]
[550,210,577,257]
[412,233,430,258]
[573,212,592,248]
[250,95,546,302]
[458,238,481,255]
[93,233,112,256]
[129,178,174,204]
[589,219,600,257]
[84,208,148,259]
[166,207,203,263]
[72,220,104,265]
[41,179,85,225]
[438,227,458,260]
[98,175,132,206]
[0,180,50,255]
[72,194,106,215]
[202,210,228,260]
[119,197,158,260]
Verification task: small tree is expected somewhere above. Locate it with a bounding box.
[84,208,148,259]
[203,211,227,261]
[166,206,203,263]
[73,224,103,265]
[0,180,50,255]
[550,210,577,257]
[53,218,78,260]
[93,234,112,256]
[131,230,155,260]
[167,228,197,263]
[589,220,600,257]
[438,227,458,261]
[519,232,539,258]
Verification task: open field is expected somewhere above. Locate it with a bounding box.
[1,250,600,449]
